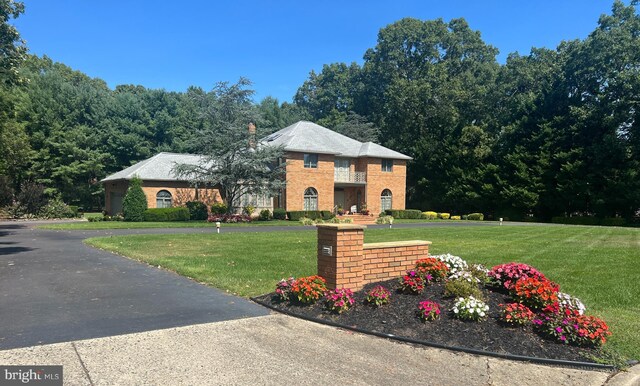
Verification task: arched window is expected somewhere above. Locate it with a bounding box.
[156,190,172,208]
[303,187,318,211]
[381,189,392,212]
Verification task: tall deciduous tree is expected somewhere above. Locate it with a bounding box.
[173,79,286,212]
[0,0,27,189]
[361,17,500,212]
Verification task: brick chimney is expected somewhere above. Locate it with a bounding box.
[248,122,256,149]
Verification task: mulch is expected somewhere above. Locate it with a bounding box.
[254,278,600,363]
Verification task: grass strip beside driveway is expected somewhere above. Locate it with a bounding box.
[85,225,640,360]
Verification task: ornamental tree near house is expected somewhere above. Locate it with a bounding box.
[173,78,286,212]
[122,177,147,221]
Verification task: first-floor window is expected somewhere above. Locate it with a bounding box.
[381,189,392,211]
[304,187,318,210]
[156,190,172,208]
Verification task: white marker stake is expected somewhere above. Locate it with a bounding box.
[216,221,221,233]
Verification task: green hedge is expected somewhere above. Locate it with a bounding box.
[186,201,208,220]
[143,207,190,222]
[287,210,334,221]
[384,209,423,219]
[551,216,626,226]
[273,208,286,220]
[467,213,484,221]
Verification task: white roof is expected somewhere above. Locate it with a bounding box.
[260,121,412,160]
[101,152,204,182]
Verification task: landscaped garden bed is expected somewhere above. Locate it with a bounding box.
[254,256,616,367]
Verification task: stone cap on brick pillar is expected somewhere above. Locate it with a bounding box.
[363,240,432,249]
[316,224,367,230]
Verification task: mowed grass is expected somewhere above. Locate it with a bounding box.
[85,225,640,360]
[40,219,296,230]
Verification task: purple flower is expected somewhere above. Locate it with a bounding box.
[555,327,563,333]
[560,336,566,342]
[532,319,543,326]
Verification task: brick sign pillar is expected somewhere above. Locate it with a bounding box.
[317,224,366,290]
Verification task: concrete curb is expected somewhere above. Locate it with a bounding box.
[604,363,640,386]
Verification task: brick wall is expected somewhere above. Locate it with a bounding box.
[284,152,335,211]
[103,180,221,214]
[365,158,407,215]
[317,224,430,291]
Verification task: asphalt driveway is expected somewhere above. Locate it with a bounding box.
[0,219,524,350]
[0,223,268,350]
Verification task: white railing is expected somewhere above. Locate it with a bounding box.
[334,170,366,183]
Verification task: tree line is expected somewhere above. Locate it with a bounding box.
[1,1,638,221]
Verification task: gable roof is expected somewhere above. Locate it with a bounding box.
[261,121,412,160]
[101,152,204,182]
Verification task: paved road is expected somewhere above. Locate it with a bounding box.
[0,223,268,350]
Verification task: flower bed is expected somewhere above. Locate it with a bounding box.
[256,259,614,364]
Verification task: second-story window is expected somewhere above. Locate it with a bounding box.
[382,159,393,172]
[304,153,318,168]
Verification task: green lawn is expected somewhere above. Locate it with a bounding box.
[40,219,296,230]
[85,225,640,360]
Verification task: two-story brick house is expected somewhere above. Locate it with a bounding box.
[265,121,411,215]
[102,121,411,216]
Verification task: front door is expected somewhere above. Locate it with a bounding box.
[334,189,345,211]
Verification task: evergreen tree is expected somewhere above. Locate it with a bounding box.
[122,177,147,221]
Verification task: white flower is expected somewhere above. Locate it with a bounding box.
[433,253,469,276]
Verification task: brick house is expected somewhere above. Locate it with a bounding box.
[102,121,411,215]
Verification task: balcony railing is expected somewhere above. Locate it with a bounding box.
[334,170,366,183]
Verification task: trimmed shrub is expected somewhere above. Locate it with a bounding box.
[211,202,228,215]
[601,217,626,226]
[207,213,251,223]
[122,178,147,222]
[273,208,286,220]
[243,205,255,217]
[376,215,394,224]
[321,210,334,220]
[287,210,323,221]
[438,212,451,219]
[467,213,484,221]
[186,201,208,221]
[143,207,190,222]
[422,211,438,220]
[258,209,272,221]
[451,215,461,220]
[444,279,484,300]
[551,216,626,227]
[551,216,599,225]
[385,209,422,219]
[39,198,76,219]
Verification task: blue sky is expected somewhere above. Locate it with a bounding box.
[14,1,616,102]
